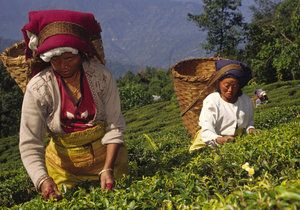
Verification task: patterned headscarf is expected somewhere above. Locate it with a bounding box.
[215,59,252,88]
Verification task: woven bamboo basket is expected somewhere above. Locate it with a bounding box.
[171,57,221,137]
[0,41,30,93]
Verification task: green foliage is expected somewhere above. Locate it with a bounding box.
[0,136,36,207]
[117,67,174,110]
[244,80,300,129]
[243,0,300,83]
[255,106,300,129]
[244,80,300,108]
[0,166,36,208]
[1,81,299,209]
[0,63,23,138]
[0,136,20,163]
[5,121,300,209]
[205,0,300,84]
[188,0,245,57]
[119,83,153,110]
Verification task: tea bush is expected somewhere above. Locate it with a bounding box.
[1,80,299,209]
[6,122,299,209]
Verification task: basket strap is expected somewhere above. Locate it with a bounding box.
[38,21,105,65]
[180,64,242,116]
[39,21,89,44]
[206,64,242,87]
[180,88,209,116]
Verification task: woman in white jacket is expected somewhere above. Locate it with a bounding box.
[189,59,255,152]
[19,10,128,200]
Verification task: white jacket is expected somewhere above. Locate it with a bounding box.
[200,92,255,142]
[19,58,125,189]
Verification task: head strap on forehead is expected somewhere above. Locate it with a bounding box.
[207,64,242,87]
[38,21,92,45]
[218,64,242,74]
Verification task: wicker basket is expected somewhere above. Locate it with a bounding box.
[171,57,221,137]
[0,41,30,93]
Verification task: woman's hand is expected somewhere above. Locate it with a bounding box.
[216,136,235,145]
[100,143,120,190]
[40,178,62,200]
[100,169,114,190]
[248,128,256,135]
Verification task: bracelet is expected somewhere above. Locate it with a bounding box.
[36,175,52,192]
[98,168,113,176]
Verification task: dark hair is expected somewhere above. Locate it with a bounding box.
[29,56,51,77]
[79,51,90,61]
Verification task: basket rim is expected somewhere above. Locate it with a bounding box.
[172,70,210,82]
[1,41,25,56]
[170,57,221,70]
[170,57,221,82]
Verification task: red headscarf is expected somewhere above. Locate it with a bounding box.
[22,10,102,60]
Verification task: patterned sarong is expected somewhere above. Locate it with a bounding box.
[45,123,128,189]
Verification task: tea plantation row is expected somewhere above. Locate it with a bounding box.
[0,80,299,209]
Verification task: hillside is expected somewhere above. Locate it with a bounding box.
[0,0,255,75]
[1,80,300,209]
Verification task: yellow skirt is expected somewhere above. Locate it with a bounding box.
[45,124,128,189]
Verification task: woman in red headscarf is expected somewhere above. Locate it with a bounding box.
[19,10,128,200]
[189,59,256,152]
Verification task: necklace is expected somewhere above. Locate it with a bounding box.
[67,83,81,100]
[63,71,82,100]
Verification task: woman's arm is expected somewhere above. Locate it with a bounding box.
[99,143,120,189]
[99,71,125,189]
[19,89,49,189]
[20,80,61,200]
[246,97,255,134]
[199,96,222,142]
[101,72,125,145]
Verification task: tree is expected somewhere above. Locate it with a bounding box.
[119,83,152,110]
[188,0,246,57]
[117,71,140,87]
[117,67,175,110]
[241,0,279,83]
[243,0,300,83]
